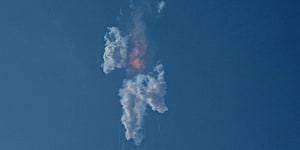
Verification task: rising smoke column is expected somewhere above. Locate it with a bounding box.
[128,11,147,73]
[101,0,168,146]
[157,1,166,14]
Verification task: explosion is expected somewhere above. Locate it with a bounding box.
[101,0,168,146]
[129,46,145,72]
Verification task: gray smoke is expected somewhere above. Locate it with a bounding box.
[102,27,128,74]
[119,64,168,145]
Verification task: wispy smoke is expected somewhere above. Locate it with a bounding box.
[157,1,166,14]
[119,64,167,145]
[127,12,147,73]
[102,27,128,74]
[101,0,168,146]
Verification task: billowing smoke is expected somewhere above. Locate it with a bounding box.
[119,64,167,145]
[101,0,168,146]
[102,27,128,74]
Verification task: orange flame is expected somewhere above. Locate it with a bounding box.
[129,46,145,71]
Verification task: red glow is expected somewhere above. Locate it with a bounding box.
[129,46,145,71]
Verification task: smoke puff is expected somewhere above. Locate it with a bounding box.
[157,1,166,14]
[102,27,128,74]
[119,64,168,145]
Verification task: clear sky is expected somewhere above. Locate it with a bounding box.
[0,0,300,149]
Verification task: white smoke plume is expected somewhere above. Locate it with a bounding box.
[157,1,166,14]
[101,0,168,146]
[119,64,168,145]
[102,27,128,74]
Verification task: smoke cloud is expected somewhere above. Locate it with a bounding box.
[101,0,168,146]
[102,27,128,74]
[119,64,167,145]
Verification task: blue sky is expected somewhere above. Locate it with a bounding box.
[0,0,300,149]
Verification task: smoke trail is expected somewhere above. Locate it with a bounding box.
[101,0,168,146]
[119,64,167,145]
[102,27,128,74]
